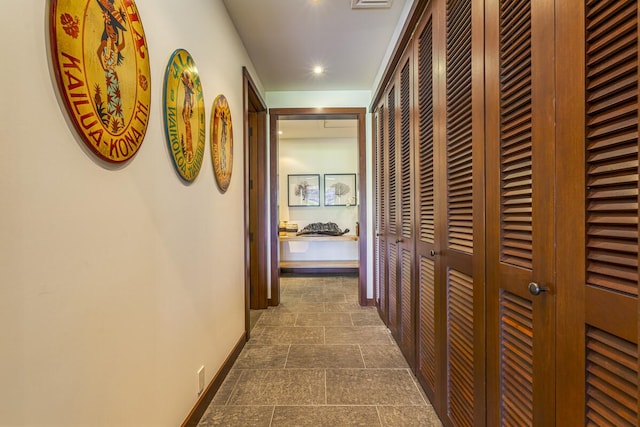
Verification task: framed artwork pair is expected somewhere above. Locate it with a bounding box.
[287,173,356,207]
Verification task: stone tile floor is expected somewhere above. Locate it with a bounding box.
[198,275,443,426]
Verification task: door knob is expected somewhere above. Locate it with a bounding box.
[396,238,404,243]
[429,250,437,257]
[528,282,547,296]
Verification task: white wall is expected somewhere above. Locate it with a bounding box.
[266,91,374,299]
[0,1,262,426]
[279,137,359,262]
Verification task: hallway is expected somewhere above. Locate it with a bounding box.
[197,275,442,426]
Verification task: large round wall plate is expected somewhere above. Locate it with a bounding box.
[210,95,233,192]
[163,49,206,182]
[50,0,151,163]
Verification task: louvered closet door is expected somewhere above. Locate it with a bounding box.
[556,0,639,425]
[486,0,556,425]
[441,0,478,425]
[385,83,400,338]
[374,103,388,324]
[396,51,416,367]
[414,2,439,402]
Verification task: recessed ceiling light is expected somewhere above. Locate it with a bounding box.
[313,66,324,75]
[278,130,283,135]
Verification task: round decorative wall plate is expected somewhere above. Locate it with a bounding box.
[50,0,151,163]
[163,49,206,182]
[211,95,233,192]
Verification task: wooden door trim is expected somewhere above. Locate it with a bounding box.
[530,1,557,422]
[470,0,486,423]
[484,0,506,420]
[269,107,368,306]
[242,67,267,338]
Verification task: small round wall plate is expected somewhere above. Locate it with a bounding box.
[50,0,151,163]
[163,49,206,182]
[210,94,233,192]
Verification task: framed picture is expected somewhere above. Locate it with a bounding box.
[325,173,357,206]
[288,174,320,207]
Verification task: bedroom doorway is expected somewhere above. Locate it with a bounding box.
[269,108,368,306]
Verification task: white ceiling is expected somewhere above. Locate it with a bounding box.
[222,0,409,92]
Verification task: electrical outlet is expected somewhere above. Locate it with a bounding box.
[197,365,205,396]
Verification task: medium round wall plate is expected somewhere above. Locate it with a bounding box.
[50,0,151,163]
[163,49,206,182]
[210,94,233,192]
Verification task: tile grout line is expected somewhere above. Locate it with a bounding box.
[268,405,276,427]
[407,367,430,406]
[374,405,384,426]
[283,343,292,369]
[358,343,367,369]
[324,369,328,405]
[222,369,243,406]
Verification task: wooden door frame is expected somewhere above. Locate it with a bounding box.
[242,67,267,339]
[269,107,369,306]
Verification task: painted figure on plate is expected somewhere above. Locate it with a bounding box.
[218,109,229,174]
[211,94,233,192]
[95,0,127,133]
[180,70,195,162]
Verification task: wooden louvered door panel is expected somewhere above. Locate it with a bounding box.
[556,0,640,424]
[414,3,439,403]
[440,0,480,425]
[397,51,416,368]
[385,84,400,338]
[486,0,556,425]
[374,103,388,324]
